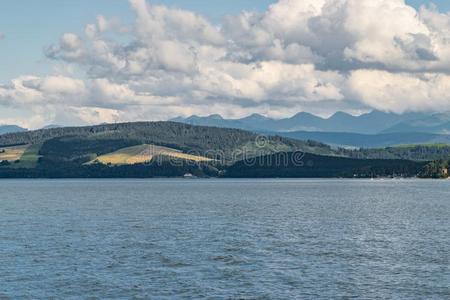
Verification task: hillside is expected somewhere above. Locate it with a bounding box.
[343,144,450,161]
[0,145,28,161]
[91,144,212,166]
[382,121,450,134]
[0,122,338,172]
[0,121,448,178]
[0,122,333,155]
[277,131,450,149]
[224,152,426,178]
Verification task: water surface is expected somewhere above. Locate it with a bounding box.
[1,179,449,299]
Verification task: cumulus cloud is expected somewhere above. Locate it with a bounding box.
[2,0,450,127]
[223,0,450,72]
[0,75,86,106]
[348,70,450,113]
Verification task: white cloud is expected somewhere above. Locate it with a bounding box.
[0,75,86,106]
[29,76,86,95]
[194,61,344,104]
[129,0,224,46]
[2,0,450,128]
[348,70,450,113]
[223,0,450,72]
[69,106,122,124]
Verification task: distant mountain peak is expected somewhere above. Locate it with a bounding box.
[241,113,270,121]
[207,114,223,120]
[0,125,28,135]
[290,112,321,119]
[328,111,354,119]
[332,111,351,116]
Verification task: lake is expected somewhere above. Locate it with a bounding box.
[1,179,449,299]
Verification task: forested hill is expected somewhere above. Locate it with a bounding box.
[2,122,450,162]
[0,122,336,160]
[224,152,427,178]
[1,121,447,179]
[343,144,450,161]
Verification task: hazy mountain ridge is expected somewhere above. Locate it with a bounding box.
[0,125,27,135]
[171,111,450,135]
[172,111,450,147]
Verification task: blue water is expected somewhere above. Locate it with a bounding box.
[1,179,449,299]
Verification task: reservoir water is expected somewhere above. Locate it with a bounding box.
[1,179,449,299]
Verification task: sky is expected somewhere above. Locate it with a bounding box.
[0,0,450,128]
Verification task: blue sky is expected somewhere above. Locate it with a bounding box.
[0,0,448,82]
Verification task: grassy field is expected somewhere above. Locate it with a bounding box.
[91,144,212,166]
[0,145,29,162]
[13,143,41,168]
[0,144,42,168]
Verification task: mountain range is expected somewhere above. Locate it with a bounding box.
[171,111,450,148]
[171,111,450,134]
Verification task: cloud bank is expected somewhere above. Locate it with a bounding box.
[1,0,450,128]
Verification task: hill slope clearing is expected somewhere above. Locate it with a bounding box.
[91,144,213,166]
[0,145,29,162]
